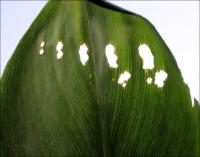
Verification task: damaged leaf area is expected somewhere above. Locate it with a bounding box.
[0,1,199,157]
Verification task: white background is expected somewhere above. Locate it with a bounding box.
[1,1,199,102]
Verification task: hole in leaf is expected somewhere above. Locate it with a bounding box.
[147,77,152,84]
[57,51,63,59]
[105,44,118,68]
[154,70,168,88]
[118,71,131,87]
[40,41,45,47]
[122,83,127,88]
[79,43,89,65]
[138,44,154,70]
[56,41,63,51]
[39,49,44,55]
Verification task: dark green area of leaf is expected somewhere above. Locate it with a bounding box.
[0,1,199,156]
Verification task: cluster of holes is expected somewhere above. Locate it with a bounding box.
[56,41,64,59]
[39,41,168,88]
[138,44,168,88]
[118,71,131,87]
[39,41,45,55]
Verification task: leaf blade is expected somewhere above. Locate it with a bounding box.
[1,1,199,156]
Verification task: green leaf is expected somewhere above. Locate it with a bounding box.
[1,1,199,156]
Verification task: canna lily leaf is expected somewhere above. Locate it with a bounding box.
[1,1,199,156]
